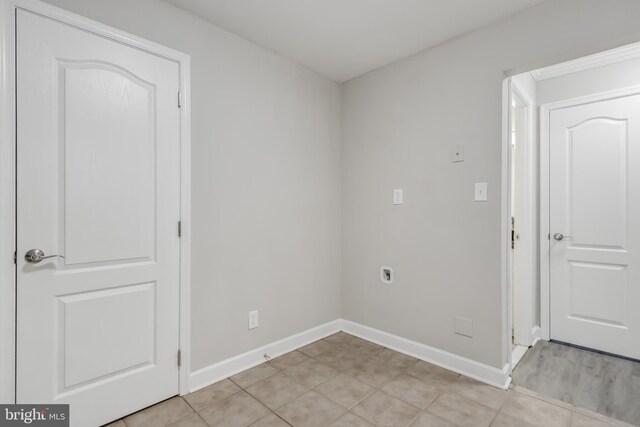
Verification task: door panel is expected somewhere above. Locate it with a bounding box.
[62,61,157,265]
[16,9,181,427]
[569,118,627,249]
[59,282,156,389]
[550,94,640,359]
[569,261,627,326]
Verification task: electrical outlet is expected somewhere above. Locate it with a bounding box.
[248,310,259,330]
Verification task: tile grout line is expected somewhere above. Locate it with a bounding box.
[115,333,634,427]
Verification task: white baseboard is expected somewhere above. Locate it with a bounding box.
[511,345,529,368]
[188,318,511,393]
[531,325,541,347]
[340,320,511,390]
[188,319,341,393]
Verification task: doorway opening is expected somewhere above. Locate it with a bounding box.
[509,78,536,368]
[505,41,640,425]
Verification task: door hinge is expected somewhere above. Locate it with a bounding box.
[14,251,17,264]
[178,90,182,108]
[178,221,182,237]
[177,349,182,367]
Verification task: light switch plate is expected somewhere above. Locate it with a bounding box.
[451,144,464,162]
[474,182,488,201]
[393,189,403,205]
[248,310,259,330]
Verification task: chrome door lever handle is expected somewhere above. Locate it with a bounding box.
[553,233,572,241]
[24,249,65,264]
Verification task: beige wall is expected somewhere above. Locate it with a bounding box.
[40,0,343,372]
[341,0,640,369]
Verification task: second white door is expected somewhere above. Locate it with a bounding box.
[550,92,640,359]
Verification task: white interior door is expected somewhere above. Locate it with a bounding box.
[16,9,181,426]
[549,93,640,359]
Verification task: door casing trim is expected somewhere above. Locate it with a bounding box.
[0,0,192,403]
[539,84,640,342]
[510,79,536,350]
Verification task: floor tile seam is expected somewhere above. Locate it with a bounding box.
[267,352,311,371]
[191,388,245,414]
[231,367,281,390]
[421,387,450,415]
[245,377,312,412]
[401,366,456,390]
[313,380,377,412]
[496,392,576,427]
[342,412,374,427]
[182,394,201,413]
[511,385,579,412]
[176,412,208,427]
[271,412,294,427]
[253,368,311,391]
[280,361,341,388]
[484,403,505,427]
[487,405,524,427]
[445,388,508,413]
[379,378,441,410]
[375,388,425,412]
[274,396,349,426]
[402,404,427,427]
[246,411,294,427]
[354,358,408,384]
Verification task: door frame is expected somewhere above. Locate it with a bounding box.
[510,79,536,348]
[502,77,537,375]
[0,0,192,403]
[539,84,640,341]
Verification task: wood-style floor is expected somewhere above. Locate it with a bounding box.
[512,340,640,426]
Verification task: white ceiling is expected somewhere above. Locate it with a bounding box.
[165,0,546,82]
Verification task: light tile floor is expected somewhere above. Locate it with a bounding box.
[105,332,633,427]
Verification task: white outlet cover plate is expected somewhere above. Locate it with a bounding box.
[248,310,259,330]
[474,182,488,201]
[393,189,403,205]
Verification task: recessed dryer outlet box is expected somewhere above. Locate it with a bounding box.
[454,316,473,338]
[381,266,393,284]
